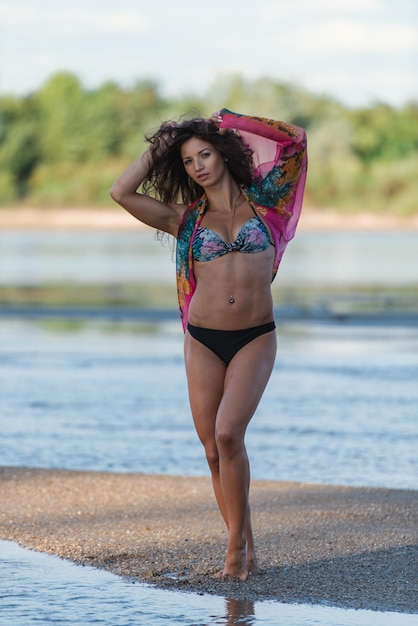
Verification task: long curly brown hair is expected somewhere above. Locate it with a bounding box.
[142,118,254,205]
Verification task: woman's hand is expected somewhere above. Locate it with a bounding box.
[210,111,223,126]
[209,111,227,134]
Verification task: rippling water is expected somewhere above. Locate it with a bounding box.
[1,541,416,626]
[1,318,417,489]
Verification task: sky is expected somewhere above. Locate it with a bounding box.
[0,0,417,108]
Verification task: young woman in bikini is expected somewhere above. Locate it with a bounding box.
[110,109,307,580]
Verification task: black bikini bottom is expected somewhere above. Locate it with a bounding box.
[187,321,276,366]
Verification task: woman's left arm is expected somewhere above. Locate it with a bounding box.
[218,108,306,150]
[215,108,308,241]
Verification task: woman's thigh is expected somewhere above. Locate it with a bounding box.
[184,329,277,441]
[184,332,227,445]
[217,330,277,437]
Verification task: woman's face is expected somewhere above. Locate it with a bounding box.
[180,137,227,188]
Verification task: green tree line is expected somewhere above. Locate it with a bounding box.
[1,72,417,214]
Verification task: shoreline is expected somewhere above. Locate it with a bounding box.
[1,467,417,613]
[1,206,418,231]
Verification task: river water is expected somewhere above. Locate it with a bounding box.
[1,228,417,287]
[1,228,417,624]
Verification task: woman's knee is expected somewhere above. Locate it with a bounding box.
[204,443,220,472]
[215,426,243,456]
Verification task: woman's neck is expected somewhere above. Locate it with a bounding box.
[205,180,243,214]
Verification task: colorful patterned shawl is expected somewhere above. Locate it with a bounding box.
[175,108,308,331]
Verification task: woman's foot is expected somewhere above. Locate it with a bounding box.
[247,556,260,575]
[214,546,248,580]
[246,546,260,575]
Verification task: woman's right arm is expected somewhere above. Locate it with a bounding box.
[110,148,183,237]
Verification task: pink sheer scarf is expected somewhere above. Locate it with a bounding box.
[175,109,308,331]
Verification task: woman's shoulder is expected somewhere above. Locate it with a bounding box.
[177,196,206,237]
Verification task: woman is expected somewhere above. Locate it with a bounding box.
[110,109,307,580]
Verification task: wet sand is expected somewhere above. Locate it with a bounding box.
[1,467,417,613]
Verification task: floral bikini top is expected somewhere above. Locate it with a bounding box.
[192,215,272,262]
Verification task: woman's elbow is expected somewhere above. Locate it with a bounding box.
[109,183,124,205]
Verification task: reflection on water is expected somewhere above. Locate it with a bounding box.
[221,599,255,626]
[1,542,416,626]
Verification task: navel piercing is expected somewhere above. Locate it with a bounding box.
[229,295,235,304]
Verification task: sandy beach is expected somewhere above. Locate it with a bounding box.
[1,467,417,613]
[1,206,418,231]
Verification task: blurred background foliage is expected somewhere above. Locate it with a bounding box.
[0,71,417,214]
